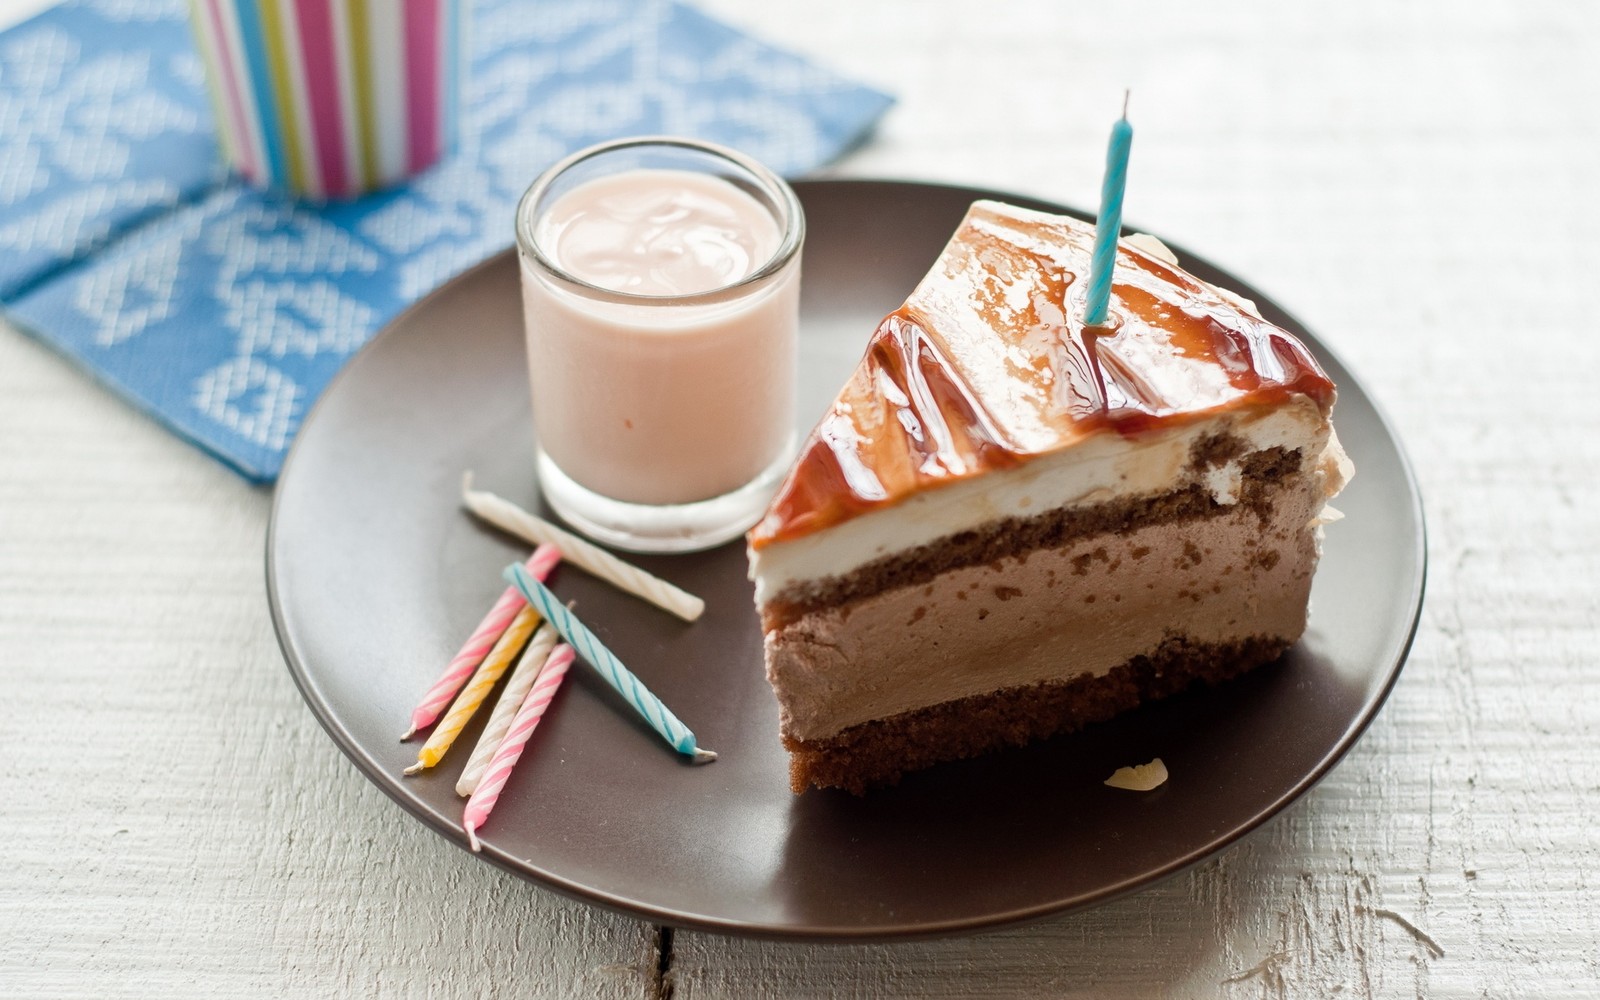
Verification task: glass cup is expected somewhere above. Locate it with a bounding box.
[515,137,804,553]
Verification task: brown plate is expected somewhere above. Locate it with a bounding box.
[267,179,1425,940]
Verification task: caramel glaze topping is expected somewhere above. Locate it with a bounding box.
[749,201,1335,549]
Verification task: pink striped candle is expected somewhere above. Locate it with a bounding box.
[186,0,465,200]
[464,644,575,852]
[402,543,561,741]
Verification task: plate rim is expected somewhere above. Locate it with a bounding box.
[266,176,1428,941]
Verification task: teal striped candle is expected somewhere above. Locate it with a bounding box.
[503,564,717,763]
[1083,98,1134,327]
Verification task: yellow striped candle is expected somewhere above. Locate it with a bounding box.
[404,604,541,775]
[186,0,465,200]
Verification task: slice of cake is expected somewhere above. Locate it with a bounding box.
[747,200,1352,794]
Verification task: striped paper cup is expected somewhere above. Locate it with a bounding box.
[188,0,464,200]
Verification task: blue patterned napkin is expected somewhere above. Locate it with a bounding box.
[0,0,892,481]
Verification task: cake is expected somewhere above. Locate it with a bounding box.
[746,200,1352,794]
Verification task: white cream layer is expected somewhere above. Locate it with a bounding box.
[749,398,1339,604]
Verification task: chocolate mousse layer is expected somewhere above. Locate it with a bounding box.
[783,633,1290,795]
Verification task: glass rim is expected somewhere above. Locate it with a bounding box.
[514,136,805,305]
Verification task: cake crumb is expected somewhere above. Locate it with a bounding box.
[1105,758,1168,791]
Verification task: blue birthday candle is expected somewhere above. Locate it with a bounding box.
[1083,96,1134,327]
[503,563,717,763]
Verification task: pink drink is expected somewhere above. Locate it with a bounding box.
[517,141,803,552]
[539,170,781,299]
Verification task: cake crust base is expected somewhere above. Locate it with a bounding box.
[782,634,1291,794]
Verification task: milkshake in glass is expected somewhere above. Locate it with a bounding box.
[516,138,803,552]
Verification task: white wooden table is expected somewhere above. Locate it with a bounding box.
[4,1,1598,996]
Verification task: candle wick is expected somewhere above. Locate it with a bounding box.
[1122,88,1131,120]
[400,727,416,742]
[467,825,482,853]
[693,747,719,764]
[403,762,425,775]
